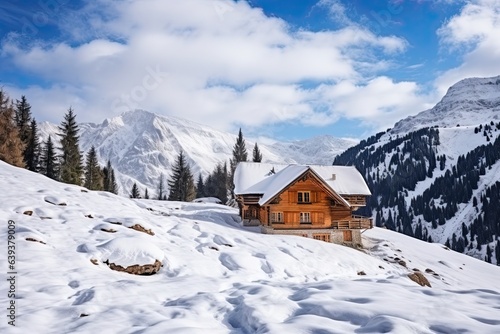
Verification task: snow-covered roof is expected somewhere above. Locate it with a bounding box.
[234,162,371,206]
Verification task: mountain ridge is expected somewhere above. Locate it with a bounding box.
[391,75,500,134]
[39,110,358,195]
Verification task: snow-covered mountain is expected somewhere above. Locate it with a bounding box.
[39,110,357,196]
[334,75,500,264]
[1,160,500,333]
[392,76,500,134]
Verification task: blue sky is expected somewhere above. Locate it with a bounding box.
[1,0,500,141]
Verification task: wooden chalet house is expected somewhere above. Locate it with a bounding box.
[234,162,372,247]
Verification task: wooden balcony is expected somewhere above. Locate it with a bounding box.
[341,195,366,206]
[331,216,372,229]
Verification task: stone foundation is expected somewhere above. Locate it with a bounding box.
[261,226,363,248]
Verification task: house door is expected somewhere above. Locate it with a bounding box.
[343,230,352,242]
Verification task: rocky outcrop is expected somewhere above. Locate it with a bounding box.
[408,272,431,287]
[105,259,161,275]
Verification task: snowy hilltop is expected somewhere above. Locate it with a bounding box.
[39,110,357,196]
[1,160,500,333]
[392,76,500,134]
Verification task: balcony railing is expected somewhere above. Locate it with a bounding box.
[331,216,372,229]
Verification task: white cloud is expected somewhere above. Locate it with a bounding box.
[314,77,430,131]
[1,0,419,134]
[315,0,354,26]
[435,0,500,96]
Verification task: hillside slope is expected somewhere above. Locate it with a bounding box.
[1,161,500,333]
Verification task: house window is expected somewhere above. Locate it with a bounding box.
[313,234,331,242]
[298,191,311,203]
[300,212,311,224]
[271,212,284,223]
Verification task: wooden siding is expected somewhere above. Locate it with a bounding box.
[266,175,352,229]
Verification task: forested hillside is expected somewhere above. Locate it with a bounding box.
[334,123,500,264]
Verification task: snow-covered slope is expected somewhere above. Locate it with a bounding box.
[1,161,500,333]
[392,76,500,134]
[39,110,356,196]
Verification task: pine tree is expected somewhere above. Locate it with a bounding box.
[196,174,205,198]
[40,136,59,180]
[14,95,32,145]
[84,146,103,190]
[229,128,248,198]
[231,128,248,164]
[58,108,83,185]
[252,142,262,162]
[25,119,40,171]
[157,173,165,200]
[103,160,119,194]
[0,90,25,167]
[130,183,141,198]
[144,188,150,199]
[15,96,39,169]
[109,168,119,194]
[168,151,196,202]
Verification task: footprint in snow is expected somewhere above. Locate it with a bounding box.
[219,253,240,271]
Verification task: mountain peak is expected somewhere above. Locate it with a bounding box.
[391,75,500,134]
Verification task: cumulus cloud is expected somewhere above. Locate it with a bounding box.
[1,0,423,134]
[435,0,500,96]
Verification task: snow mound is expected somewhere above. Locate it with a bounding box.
[192,197,222,204]
[97,237,164,267]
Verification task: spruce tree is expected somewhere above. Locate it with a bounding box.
[0,90,25,167]
[84,146,103,190]
[25,119,40,171]
[58,107,83,185]
[157,173,165,200]
[252,142,262,162]
[130,183,141,198]
[168,150,196,202]
[229,128,248,198]
[196,174,205,198]
[15,95,32,146]
[144,188,150,199]
[109,168,119,194]
[231,128,248,164]
[40,136,59,180]
[103,160,119,194]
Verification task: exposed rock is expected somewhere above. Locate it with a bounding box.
[23,210,33,216]
[105,259,162,275]
[80,313,89,317]
[129,224,155,236]
[408,272,431,287]
[209,246,219,251]
[357,271,366,276]
[101,228,117,233]
[44,196,67,206]
[25,237,46,244]
[90,259,99,265]
[85,214,94,219]
[398,260,407,268]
